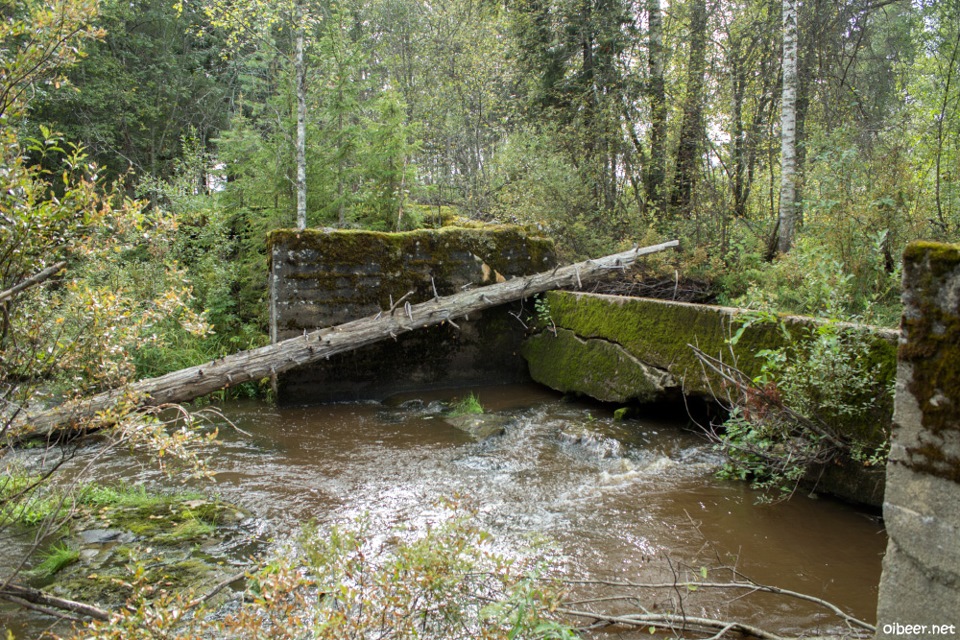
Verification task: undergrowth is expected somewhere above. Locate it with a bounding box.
[75,500,579,639]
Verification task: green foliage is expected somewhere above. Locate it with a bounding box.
[75,502,577,639]
[0,473,72,527]
[488,129,604,259]
[451,393,485,417]
[714,311,893,500]
[533,295,555,330]
[731,231,903,327]
[29,0,234,187]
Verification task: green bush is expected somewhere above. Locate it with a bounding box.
[713,312,893,500]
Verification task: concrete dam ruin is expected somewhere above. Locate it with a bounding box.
[269,227,960,627]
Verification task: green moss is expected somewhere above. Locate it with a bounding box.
[521,328,673,403]
[902,241,960,267]
[267,226,554,295]
[542,292,790,394]
[523,291,898,447]
[541,292,898,400]
[155,517,215,543]
[898,241,960,482]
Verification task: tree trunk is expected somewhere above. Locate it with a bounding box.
[778,0,799,254]
[13,241,680,440]
[645,0,666,215]
[295,5,307,231]
[671,0,708,215]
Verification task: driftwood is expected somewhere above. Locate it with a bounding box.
[0,583,111,622]
[12,240,678,440]
[0,261,67,303]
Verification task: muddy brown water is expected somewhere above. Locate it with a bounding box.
[2,383,885,637]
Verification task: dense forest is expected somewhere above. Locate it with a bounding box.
[4,0,959,375]
[0,0,957,633]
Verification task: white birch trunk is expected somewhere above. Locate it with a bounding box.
[778,0,798,254]
[295,6,307,231]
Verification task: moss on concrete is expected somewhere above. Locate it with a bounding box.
[898,241,960,483]
[539,291,898,402]
[521,328,676,403]
[268,226,554,305]
[540,292,787,394]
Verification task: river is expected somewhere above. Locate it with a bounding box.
[2,383,886,637]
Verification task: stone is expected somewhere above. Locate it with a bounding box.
[444,414,510,440]
[78,529,132,544]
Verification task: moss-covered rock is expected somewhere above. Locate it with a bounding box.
[895,241,960,482]
[267,226,555,314]
[535,291,897,401]
[877,241,960,628]
[33,488,252,611]
[521,328,677,403]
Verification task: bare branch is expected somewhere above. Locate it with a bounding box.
[564,578,874,632]
[0,583,111,621]
[559,607,788,640]
[0,262,67,303]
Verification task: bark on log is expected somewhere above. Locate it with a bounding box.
[12,240,678,440]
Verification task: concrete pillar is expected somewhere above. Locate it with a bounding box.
[876,242,960,637]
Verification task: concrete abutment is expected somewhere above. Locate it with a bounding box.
[876,242,960,635]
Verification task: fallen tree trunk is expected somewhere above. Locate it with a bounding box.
[13,240,678,440]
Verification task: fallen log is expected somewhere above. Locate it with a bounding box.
[12,240,678,440]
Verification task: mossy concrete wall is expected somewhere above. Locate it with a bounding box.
[876,242,960,633]
[522,291,898,506]
[268,226,556,404]
[524,291,897,397]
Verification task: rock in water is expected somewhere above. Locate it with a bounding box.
[445,414,510,440]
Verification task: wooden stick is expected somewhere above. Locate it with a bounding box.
[0,261,67,303]
[0,583,111,621]
[559,608,789,640]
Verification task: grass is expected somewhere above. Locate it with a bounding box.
[1,473,72,526]
[32,543,80,579]
[1,473,224,541]
[78,484,205,510]
[449,392,484,417]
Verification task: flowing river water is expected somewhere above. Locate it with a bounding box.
[3,383,886,637]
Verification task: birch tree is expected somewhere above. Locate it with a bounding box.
[778,0,799,253]
[200,0,316,229]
